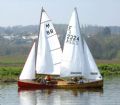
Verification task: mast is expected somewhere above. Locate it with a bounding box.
[35,7,44,72]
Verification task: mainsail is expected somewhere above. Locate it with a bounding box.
[36,9,62,75]
[61,8,102,80]
[19,43,36,80]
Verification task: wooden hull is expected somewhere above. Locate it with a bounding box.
[18,79,103,89]
[18,80,56,89]
[57,80,103,89]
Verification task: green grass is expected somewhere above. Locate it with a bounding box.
[98,64,120,76]
[0,55,120,82]
[0,55,26,66]
[0,67,22,75]
[0,66,22,82]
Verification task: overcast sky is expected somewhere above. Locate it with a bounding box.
[0,0,120,27]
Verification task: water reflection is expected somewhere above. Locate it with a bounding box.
[19,90,37,105]
[1,77,120,105]
[18,88,103,105]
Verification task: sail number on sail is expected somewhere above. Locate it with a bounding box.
[66,26,79,44]
[45,24,54,35]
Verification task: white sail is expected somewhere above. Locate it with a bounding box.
[19,43,36,80]
[61,8,85,77]
[61,8,102,80]
[83,40,102,80]
[36,9,62,75]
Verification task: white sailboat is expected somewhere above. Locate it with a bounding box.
[18,8,62,89]
[59,8,103,88]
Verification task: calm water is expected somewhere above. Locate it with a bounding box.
[0,76,120,105]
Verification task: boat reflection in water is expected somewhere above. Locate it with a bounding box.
[18,88,103,105]
[19,90,37,105]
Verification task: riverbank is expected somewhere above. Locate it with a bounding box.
[98,64,120,75]
[0,66,21,82]
[0,64,120,82]
[0,55,120,82]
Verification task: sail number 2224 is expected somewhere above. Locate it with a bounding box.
[66,34,79,44]
[66,26,79,44]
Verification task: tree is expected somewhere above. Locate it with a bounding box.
[102,27,111,36]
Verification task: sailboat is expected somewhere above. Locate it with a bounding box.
[58,8,103,89]
[18,8,62,89]
[18,7,103,89]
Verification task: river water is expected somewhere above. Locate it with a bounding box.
[0,76,120,105]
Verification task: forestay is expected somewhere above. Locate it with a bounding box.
[19,43,36,80]
[36,9,62,75]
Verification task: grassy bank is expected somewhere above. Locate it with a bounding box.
[0,67,22,82]
[98,64,120,76]
[0,64,120,82]
[0,55,120,82]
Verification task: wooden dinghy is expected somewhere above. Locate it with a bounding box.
[18,8,62,89]
[18,79,103,89]
[59,8,103,89]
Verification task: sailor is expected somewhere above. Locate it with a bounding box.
[78,77,84,83]
[73,77,78,82]
[40,77,46,84]
[45,75,52,81]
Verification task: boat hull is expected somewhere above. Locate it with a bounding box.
[57,80,103,89]
[18,79,103,89]
[18,80,56,89]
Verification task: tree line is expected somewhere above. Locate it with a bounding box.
[0,24,120,60]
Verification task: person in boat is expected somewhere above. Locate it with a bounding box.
[73,77,78,83]
[45,75,52,81]
[40,77,46,84]
[78,76,84,83]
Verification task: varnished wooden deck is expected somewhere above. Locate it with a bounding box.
[56,80,103,89]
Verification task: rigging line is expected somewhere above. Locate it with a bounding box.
[50,47,61,51]
[41,20,51,24]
